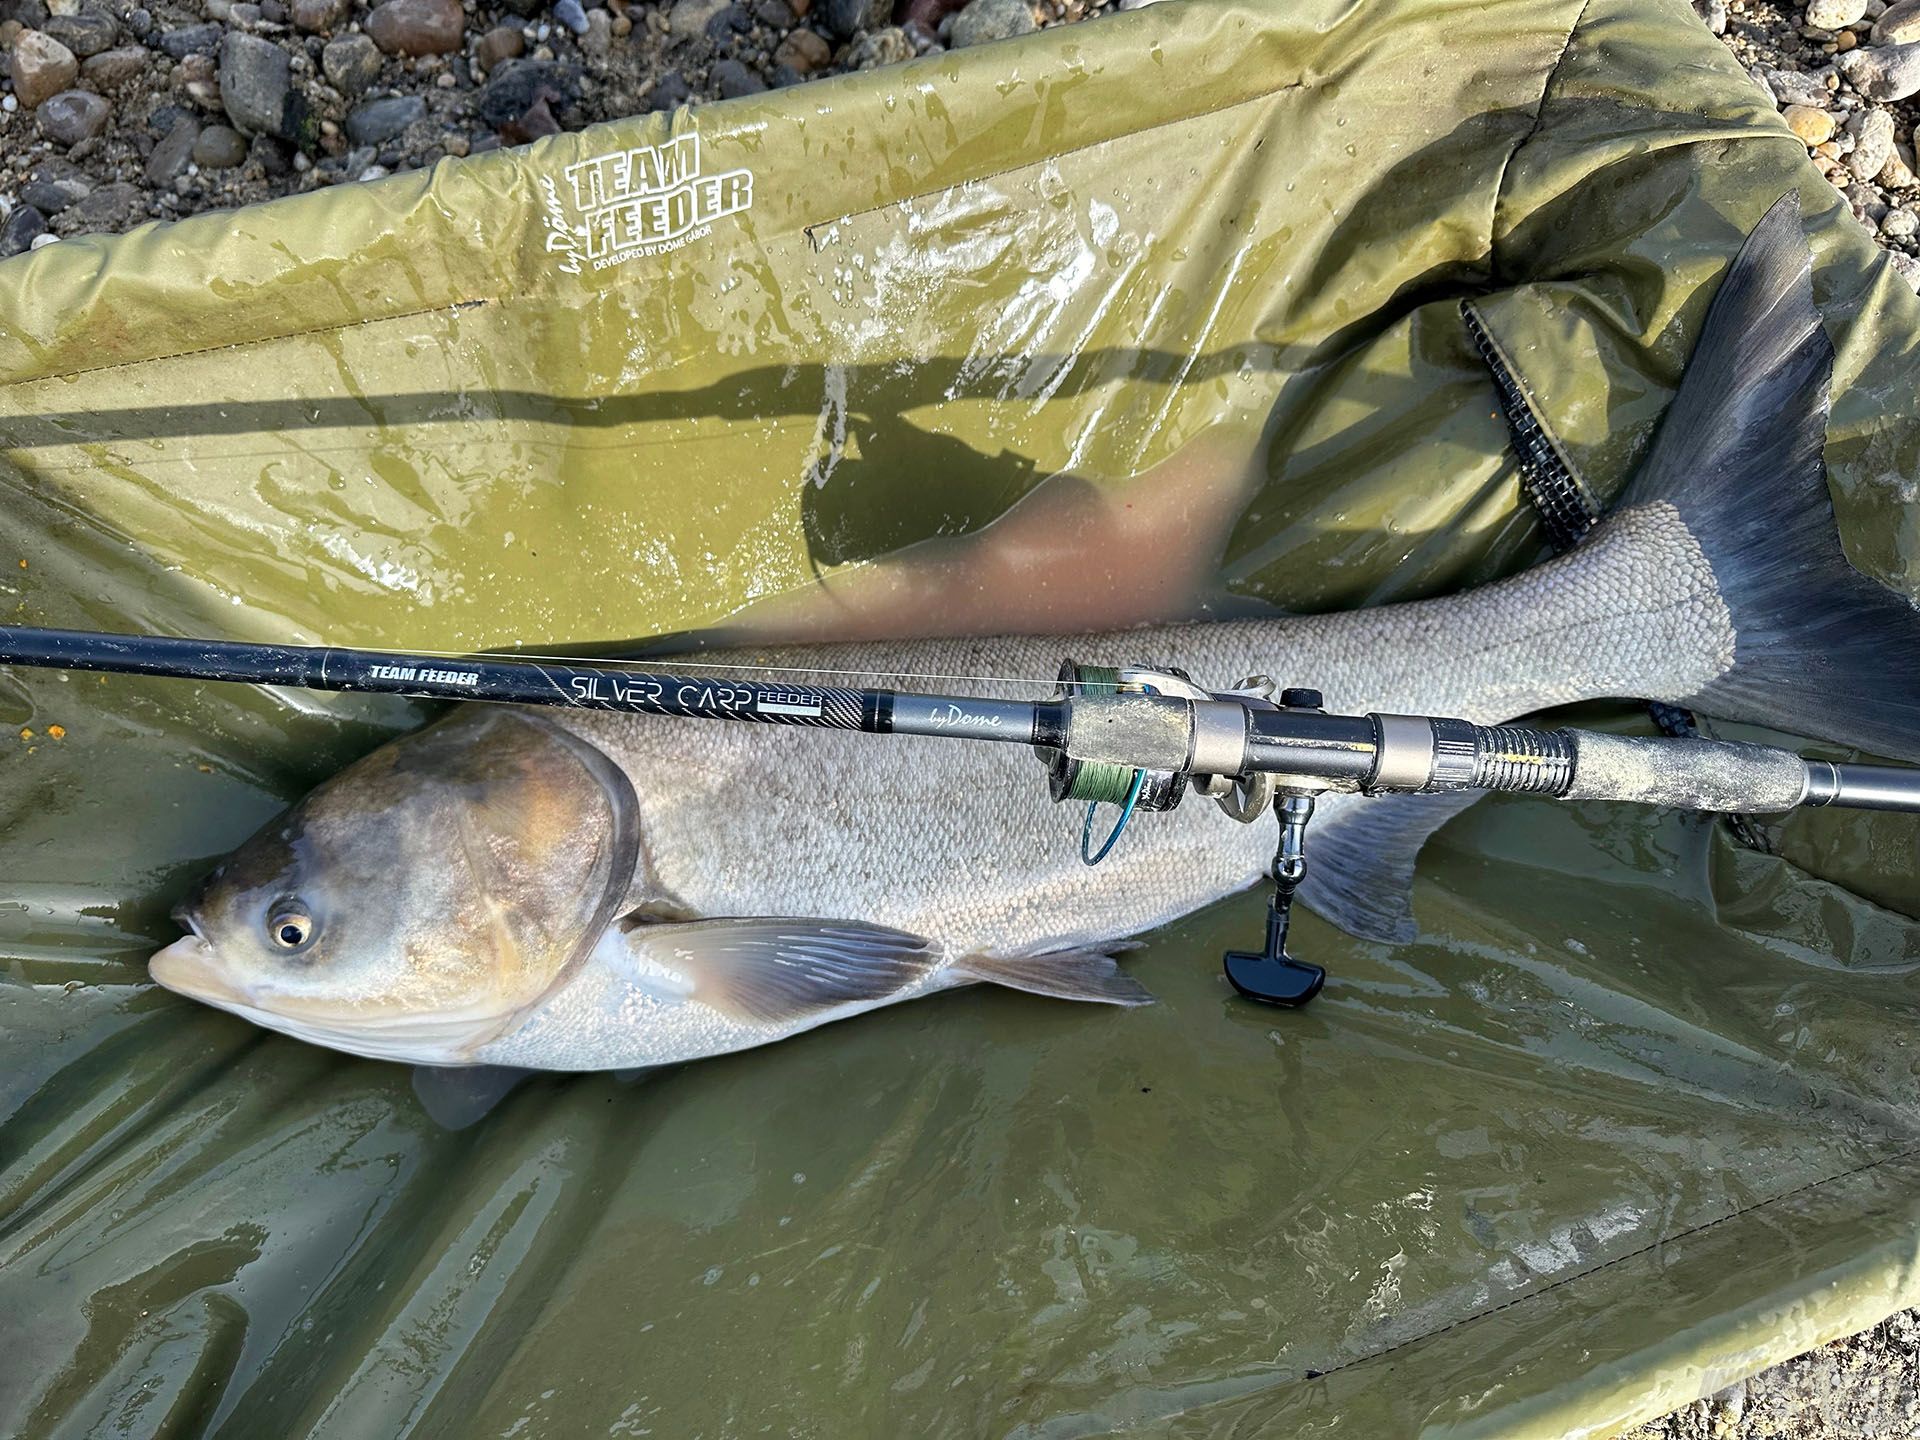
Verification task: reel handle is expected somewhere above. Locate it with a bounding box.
[1221,793,1327,1006]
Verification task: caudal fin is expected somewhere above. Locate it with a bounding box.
[1613,192,1920,762]
[953,946,1154,1006]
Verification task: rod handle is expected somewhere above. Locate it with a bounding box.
[1556,732,1809,813]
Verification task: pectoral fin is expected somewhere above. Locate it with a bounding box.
[410,1064,537,1130]
[638,918,945,1026]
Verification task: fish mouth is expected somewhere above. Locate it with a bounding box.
[150,907,248,1008]
[150,909,519,1064]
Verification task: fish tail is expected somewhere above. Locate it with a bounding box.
[952,944,1154,1006]
[1612,191,1920,763]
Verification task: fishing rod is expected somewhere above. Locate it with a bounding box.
[6,624,1920,1006]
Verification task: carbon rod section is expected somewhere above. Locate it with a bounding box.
[1243,709,1379,782]
[0,626,1050,741]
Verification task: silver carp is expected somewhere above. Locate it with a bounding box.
[152,198,1920,1072]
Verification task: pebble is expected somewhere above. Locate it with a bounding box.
[948,0,1035,47]
[667,0,726,38]
[1692,0,1727,33]
[250,133,293,174]
[229,3,263,28]
[553,0,589,33]
[218,32,300,137]
[40,10,114,58]
[20,174,87,212]
[63,179,140,229]
[10,29,77,108]
[1881,205,1919,238]
[1763,65,1831,107]
[1880,141,1919,188]
[753,0,794,22]
[35,86,105,144]
[646,69,690,109]
[191,122,248,166]
[345,92,423,143]
[1873,0,1920,42]
[1837,40,1920,101]
[475,24,524,69]
[711,55,766,94]
[821,0,889,37]
[0,204,47,258]
[847,24,913,64]
[79,46,148,88]
[1808,0,1867,27]
[703,3,751,39]
[290,0,347,32]
[1846,180,1890,224]
[1890,249,1920,291]
[476,55,575,127]
[320,32,380,93]
[1782,103,1836,145]
[773,25,829,70]
[365,0,464,56]
[577,6,608,56]
[1847,105,1896,180]
[144,114,199,179]
[156,22,223,58]
[175,51,220,108]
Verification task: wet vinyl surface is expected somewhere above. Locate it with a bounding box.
[5,0,1920,1434]
[5,719,1920,1438]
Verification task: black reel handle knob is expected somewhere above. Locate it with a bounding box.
[1222,791,1327,1006]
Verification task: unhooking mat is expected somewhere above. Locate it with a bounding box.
[4,0,1920,1434]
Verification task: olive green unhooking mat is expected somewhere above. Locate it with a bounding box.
[4,0,1920,1433]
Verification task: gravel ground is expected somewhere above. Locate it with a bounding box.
[2,0,1917,1432]
[1631,1308,1920,1438]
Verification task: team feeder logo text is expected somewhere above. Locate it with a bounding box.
[552,134,753,271]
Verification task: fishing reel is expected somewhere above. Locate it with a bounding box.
[1043,661,1314,823]
[1043,661,1331,1007]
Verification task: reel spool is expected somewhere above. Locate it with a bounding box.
[1044,660,1188,813]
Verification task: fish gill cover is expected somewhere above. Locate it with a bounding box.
[3,0,1920,1435]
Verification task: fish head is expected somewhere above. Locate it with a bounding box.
[151,707,640,1064]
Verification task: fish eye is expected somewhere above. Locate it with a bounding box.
[268,906,314,951]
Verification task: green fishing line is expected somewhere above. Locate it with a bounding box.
[1059,666,1142,804]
